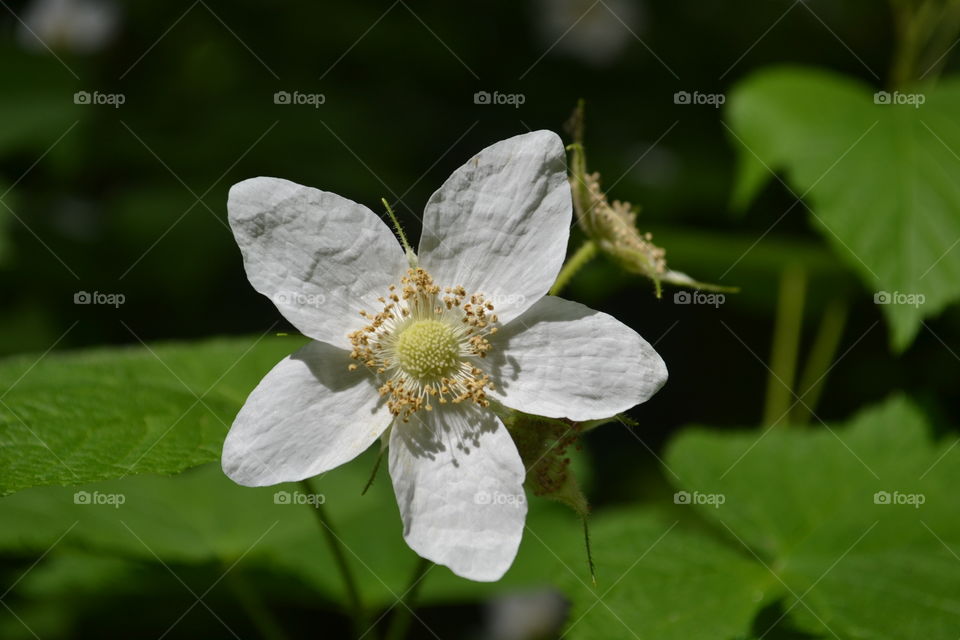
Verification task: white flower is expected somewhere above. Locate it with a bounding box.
[222,130,667,581]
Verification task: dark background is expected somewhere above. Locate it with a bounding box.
[1,0,958,637]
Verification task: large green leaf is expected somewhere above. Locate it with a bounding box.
[727,67,960,350]
[557,508,778,640]
[0,333,586,614]
[0,455,583,612]
[666,396,960,639]
[0,335,305,495]
[557,397,959,639]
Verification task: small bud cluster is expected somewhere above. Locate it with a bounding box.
[575,172,667,277]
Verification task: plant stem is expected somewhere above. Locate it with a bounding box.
[549,240,598,296]
[361,446,385,496]
[582,516,597,587]
[763,264,806,426]
[382,198,417,267]
[890,0,929,88]
[225,570,291,640]
[888,0,960,87]
[918,1,960,80]
[299,479,366,632]
[792,298,848,425]
[383,557,433,640]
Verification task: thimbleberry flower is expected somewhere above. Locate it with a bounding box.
[222,130,667,581]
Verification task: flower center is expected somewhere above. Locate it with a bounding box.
[395,319,460,380]
[347,267,499,421]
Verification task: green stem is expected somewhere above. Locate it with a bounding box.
[917,0,960,81]
[383,557,433,640]
[582,516,597,587]
[361,446,385,496]
[888,0,960,87]
[382,198,416,267]
[763,264,806,426]
[299,479,366,632]
[225,570,291,640]
[549,240,598,296]
[889,0,928,89]
[792,299,849,425]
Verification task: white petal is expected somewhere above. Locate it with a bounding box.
[228,177,408,348]
[418,130,571,323]
[388,405,527,581]
[222,341,389,486]
[492,296,667,421]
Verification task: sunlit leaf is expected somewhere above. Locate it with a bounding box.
[728,67,960,349]
[0,335,305,495]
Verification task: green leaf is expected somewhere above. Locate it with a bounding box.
[666,396,960,639]
[727,66,960,350]
[557,397,959,639]
[0,456,583,610]
[557,508,778,640]
[0,335,306,495]
[0,333,588,614]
